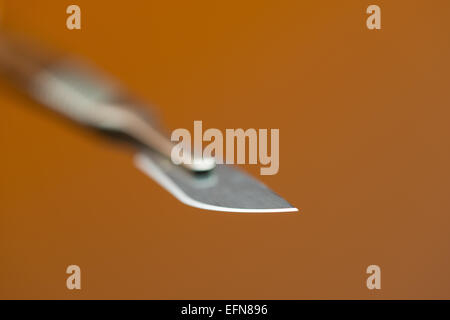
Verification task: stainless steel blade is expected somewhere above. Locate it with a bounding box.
[135,150,298,213]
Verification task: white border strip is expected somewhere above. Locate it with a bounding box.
[134,153,298,213]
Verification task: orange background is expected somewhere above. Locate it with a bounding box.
[1,0,450,299]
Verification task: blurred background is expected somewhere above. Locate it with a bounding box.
[1,0,450,299]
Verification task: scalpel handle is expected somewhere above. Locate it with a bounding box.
[0,32,215,172]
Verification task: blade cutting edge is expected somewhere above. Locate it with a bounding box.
[134,151,299,213]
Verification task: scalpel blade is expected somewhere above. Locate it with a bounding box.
[135,151,298,213]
